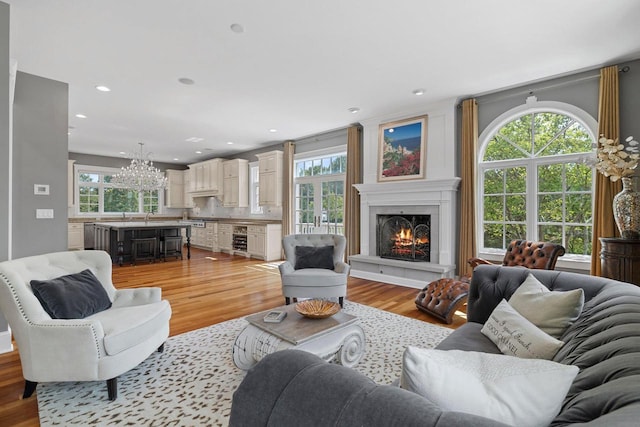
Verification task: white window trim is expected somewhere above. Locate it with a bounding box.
[293,146,347,235]
[74,164,165,216]
[249,161,263,214]
[476,98,598,271]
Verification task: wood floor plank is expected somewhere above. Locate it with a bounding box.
[0,248,465,426]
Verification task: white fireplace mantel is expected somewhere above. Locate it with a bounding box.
[354,178,460,206]
[351,178,461,288]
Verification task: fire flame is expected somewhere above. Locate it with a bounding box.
[392,227,429,247]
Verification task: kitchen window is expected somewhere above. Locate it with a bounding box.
[75,165,163,216]
[249,162,263,214]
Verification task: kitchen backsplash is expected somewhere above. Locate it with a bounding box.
[189,196,283,220]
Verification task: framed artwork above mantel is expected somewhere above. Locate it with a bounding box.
[377,115,428,182]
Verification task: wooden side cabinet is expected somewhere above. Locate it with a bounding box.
[600,237,640,286]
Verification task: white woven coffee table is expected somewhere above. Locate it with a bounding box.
[233,304,366,370]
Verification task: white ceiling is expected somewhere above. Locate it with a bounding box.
[5,0,640,164]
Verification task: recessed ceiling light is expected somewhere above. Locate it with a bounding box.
[95,85,111,92]
[195,151,202,154]
[230,23,245,33]
[178,77,195,85]
[75,113,87,119]
[185,136,204,143]
[227,141,234,145]
[67,131,71,135]
[412,88,425,96]
[269,129,278,133]
[173,158,179,161]
[348,107,360,114]
[119,151,126,155]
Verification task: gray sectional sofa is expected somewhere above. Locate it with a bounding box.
[229,265,640,426]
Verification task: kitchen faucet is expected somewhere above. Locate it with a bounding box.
[145,211,154,222]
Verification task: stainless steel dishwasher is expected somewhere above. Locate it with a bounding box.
[84,222,95,249]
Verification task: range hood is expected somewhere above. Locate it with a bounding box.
[189,190,220,198]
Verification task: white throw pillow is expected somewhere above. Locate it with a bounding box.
[508,274,584,339]
[400,347,579,427]
[481,299,564,359]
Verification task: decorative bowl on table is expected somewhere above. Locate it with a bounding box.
[295,299,341,319]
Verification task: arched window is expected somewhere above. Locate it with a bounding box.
[478,100,596,258]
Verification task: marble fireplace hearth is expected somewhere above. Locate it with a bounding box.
[349,178,460,289]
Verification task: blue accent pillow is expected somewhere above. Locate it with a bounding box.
[30,269,112,319]
[294,245,335,270]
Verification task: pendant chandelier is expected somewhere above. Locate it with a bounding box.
[113,142,168,191]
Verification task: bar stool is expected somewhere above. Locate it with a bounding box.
[160,235,183,261]
[131,237,157,265]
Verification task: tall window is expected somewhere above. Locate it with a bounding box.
[294,150,346,235]
[76,166,162,215]
[479,110,595,257]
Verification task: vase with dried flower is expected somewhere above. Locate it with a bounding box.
[594,136,640,239]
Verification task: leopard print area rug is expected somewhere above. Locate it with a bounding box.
[37,302,452,426]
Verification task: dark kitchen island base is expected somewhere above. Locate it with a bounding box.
[93,221,191,266]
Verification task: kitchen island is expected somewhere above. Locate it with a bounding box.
[93,221,191,266]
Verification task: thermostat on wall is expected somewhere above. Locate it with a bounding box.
[34,184,49,195]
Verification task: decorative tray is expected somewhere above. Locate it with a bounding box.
[295,299,341,319]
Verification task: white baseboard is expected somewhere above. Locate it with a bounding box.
[0,329,13,354]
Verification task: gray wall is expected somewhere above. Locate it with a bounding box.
[69,152,186,171]
[474,59,640,140]
[12,71,68,258]
[0,1,9,262]
[0,1,10,341]
[476,69,600,135]
[620,59,640,141]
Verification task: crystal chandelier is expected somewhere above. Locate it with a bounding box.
[112,143,168,191]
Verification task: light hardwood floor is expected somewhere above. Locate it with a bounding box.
[0,248,466,426]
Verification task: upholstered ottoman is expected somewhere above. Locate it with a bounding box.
[415,278,469,324]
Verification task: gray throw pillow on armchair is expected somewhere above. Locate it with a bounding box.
[30,269,112,319]
[294,245,335,270]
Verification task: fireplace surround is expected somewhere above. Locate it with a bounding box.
[349,178,460,289]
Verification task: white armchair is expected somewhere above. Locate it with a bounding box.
[278,234,350,307]
[0,250,171,401]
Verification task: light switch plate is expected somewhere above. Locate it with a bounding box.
[34,184,50,195]
[36,209,54,219]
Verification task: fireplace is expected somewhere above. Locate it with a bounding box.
[350,179,460,289]
[377,214,431,262]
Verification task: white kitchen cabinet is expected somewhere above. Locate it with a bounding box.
[188,158,224,196]
[191,227,204,247]
[222,159,248,207]
[247,225,266,257]
[256,151,283,207]
[189,222,218,251]
[68,222,84,250]
[218,223,233,251]
[205,222,218,251]
[165,169,187,208]
[182,169,195,208]
[247,223,282,261]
